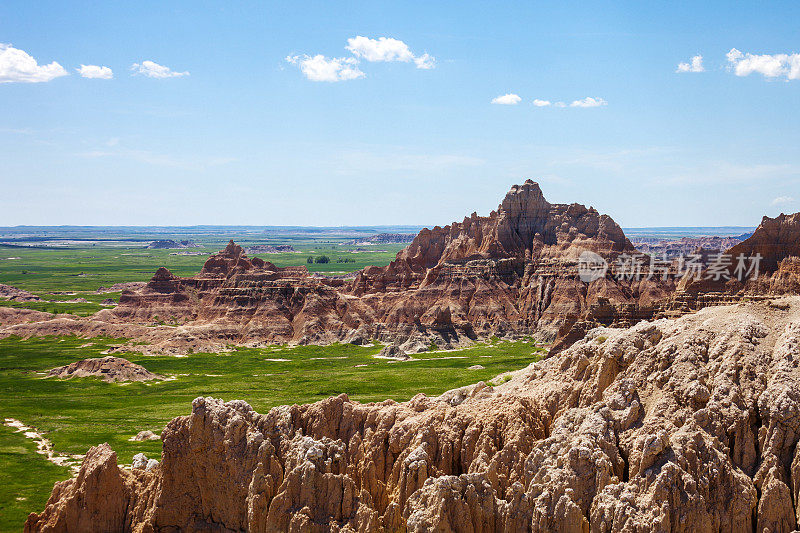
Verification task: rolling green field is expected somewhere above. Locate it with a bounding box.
[0,230,407,317]
[0,228,545,530]
[0,335,543,531]
[0,243,406,292]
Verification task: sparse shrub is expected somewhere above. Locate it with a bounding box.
[596,335,608,344]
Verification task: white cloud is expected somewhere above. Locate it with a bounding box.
[286,54,364,82]
[346,36,414,63]
[772,195,794,206]
[413,53,436,70]
[346,36,435,69]
[0,43,68,83]
[676,55,704,73]
[554,101,567,108]
[131,60,188,79]
[570,97,607,108]
[77,64,113,79]
[532,99,551,107]
[726,48,800,80]
[491,93,521,105]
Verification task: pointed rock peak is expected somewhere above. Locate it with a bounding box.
[151,267,175,281]
[222,240,245,258]
[499,179,550,217]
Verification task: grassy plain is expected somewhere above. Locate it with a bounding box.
[0,229,543,530]
[0,336,543,530]
[0,233,406,316]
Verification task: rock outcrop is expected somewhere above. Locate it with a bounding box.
[2,182,796,355]
[146,240,201,249]
[346,233,416,245]
[48,357,162,383]
[675,211,800,302]
[631,234,750,259]
[245,244,298,254]
[0,283,41,302]
[26,297,800,532]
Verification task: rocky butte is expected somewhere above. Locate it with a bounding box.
[0,180,681,354]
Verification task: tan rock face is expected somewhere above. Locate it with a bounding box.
[9,180,668,352]
[728,212,800,274]
[2,183,795,355]
[26,298,800,532]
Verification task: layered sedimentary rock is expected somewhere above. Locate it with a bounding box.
[631,234,750,259]
[27,297,800,532]
[2,181,796,354]
[675,211,800,305]
[99,181,673,350]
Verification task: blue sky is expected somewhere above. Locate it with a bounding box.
[1,1,798,227]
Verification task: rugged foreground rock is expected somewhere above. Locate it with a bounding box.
[26,297,800,532]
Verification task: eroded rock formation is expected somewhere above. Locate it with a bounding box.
[4,181,669,352]
[48,356,162,383]
[26,297,800,532]
[2,181,796,356]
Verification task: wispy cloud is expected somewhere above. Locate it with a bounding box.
[491,93,521,105]
[658,162,799,185]
[726,48,800,80]
[131,60,188,79]
[676,55,704,73]
[77,64,113,79]
[0,43,67,83]
[285,55,364,82]
[499,96,607,108]
[772,195,794,206]
[77,146,236,170]
[570,96,607,108]
[332,149,485,175]
[0,127,35,135]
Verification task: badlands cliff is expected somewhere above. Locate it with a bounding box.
[0,180,680,354]
[0,180,797,358]
[26,297,800,532]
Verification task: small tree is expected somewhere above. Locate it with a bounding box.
[306,256,314,264]
[315,255,330,264]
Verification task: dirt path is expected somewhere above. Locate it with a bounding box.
[4,418,83,474]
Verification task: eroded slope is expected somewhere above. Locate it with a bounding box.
[26,297,800,532]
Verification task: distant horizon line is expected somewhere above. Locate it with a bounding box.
[0,224,756,231]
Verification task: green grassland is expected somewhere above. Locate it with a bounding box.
[0,233,406,317]
[0,229,535,530]
[0,243,406,292]
[0,423,70,531]
[0,335,543,530]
